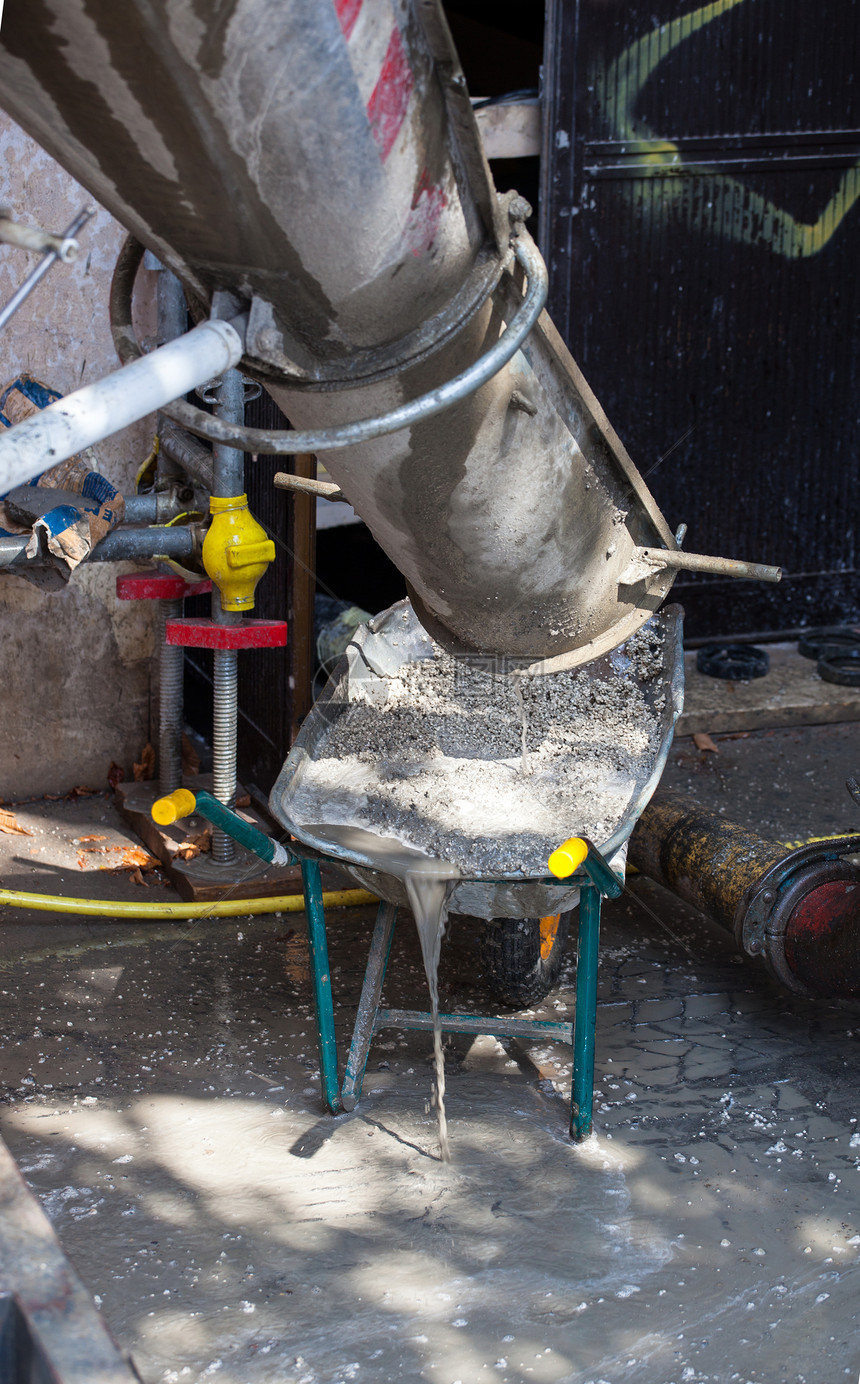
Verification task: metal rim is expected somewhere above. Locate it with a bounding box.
[734,834,860,992]
[539,913,562,959]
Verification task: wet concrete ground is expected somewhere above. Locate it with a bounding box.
[1,723,859,1384]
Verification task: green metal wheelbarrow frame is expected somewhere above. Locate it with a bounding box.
[261,603,684,1140]
[151,788,624,1141]
[297,840,624,1142]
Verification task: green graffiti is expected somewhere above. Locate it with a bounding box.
[595,0,860,258]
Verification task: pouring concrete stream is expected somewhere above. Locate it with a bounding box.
[304,823,460,1160]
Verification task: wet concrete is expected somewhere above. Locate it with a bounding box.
[0,724,859,1384]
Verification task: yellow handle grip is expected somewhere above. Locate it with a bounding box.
[547,837,589,879]
[226,539,276,569]
[152,788,197,826]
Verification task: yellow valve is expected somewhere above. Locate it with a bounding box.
[202,493,276,612]
[152,788,197,826]
[547,837,589,879]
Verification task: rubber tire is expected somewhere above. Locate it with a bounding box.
[478,912,573,1008]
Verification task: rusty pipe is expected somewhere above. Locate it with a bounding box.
[628,788,860,997]
[629,548,783,584]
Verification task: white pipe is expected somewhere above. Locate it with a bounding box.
[0,319,244,493]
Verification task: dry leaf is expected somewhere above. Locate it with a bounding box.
[77,834,107,843]
[128,867,149,887]
[119,846,160,870]
[107,761,125,790]
[181,733,201,776]
[693,732,719,753]
[176,826,212,861]
[0,808,32,836]
[133,743,156,782]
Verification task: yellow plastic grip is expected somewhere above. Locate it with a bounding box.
[152,788,197,826]
[226,539,276,569]
[547,837,589,879]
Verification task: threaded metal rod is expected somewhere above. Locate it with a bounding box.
[208,367,247,865]
[158,596,184,795]
[210,646,239,863]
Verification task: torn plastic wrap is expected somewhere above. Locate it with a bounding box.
[0,375,124,579]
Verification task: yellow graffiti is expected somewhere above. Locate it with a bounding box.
[596,0,860,258]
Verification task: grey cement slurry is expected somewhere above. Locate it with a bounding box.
[290,624,666,878]
[0,728,859,1383]
[1,889,859,1384]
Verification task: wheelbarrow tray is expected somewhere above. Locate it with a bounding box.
[270,600,685,918]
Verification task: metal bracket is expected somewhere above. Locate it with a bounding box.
[196,376,261,407]
[165,616,287,650]
[116,573,211,602]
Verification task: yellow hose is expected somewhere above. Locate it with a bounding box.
[0,887,378,919]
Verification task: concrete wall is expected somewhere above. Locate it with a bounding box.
[0,113,159,799]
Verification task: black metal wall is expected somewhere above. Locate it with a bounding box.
[542,0,860,637]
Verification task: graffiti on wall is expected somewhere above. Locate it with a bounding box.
[593,0,860,258]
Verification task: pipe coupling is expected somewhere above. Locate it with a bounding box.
[733,837,860,995]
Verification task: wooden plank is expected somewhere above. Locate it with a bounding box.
[678,644,860,736]
[114,777,304,902]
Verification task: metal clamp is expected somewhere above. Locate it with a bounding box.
[0,206,93,333]
[165,616,287,650]
[0,214,80,261]
[735,834,860,993]
[196,377,262,406]
[110,227,549,456]
[116,573,211,602]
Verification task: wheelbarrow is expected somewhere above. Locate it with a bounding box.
[154,600,684,1139]
[272,598,684,1139]
[151,788,637,1141]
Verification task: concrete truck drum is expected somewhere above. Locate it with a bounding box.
[0,0,777,660]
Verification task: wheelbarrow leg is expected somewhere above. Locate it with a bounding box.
[341,901,398,1111]
[301,858,341,1114]
[570,881,601,1141]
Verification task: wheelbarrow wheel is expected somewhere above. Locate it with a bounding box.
[479,911,572,1007]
